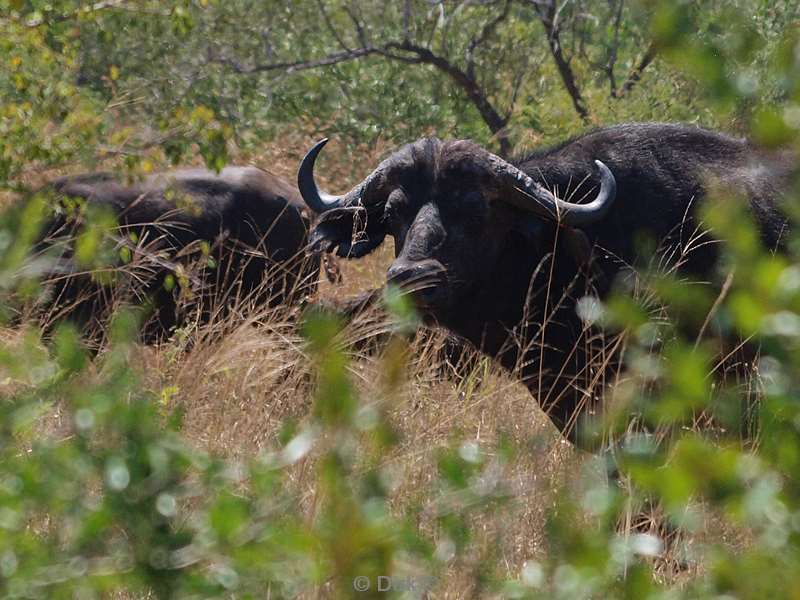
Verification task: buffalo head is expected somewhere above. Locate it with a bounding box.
[298,137,616,317]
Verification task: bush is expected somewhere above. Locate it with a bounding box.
[2,1,800,598]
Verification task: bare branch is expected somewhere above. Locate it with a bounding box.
[466,0,512,80]
[551,0,570,33]
[343,5,369,48]
[208,46,379,76]
[209,3,515,156]
[403,0,412,43]
[605,0,625,97]
[615,40,657,98]
[383,39,511,155]
[316,0,352,53]
[425,2,443,49]
[530,0,590,123]
[506,67,527,120]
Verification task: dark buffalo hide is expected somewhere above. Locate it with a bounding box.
[299,123,795,445]
[29,166,318,346]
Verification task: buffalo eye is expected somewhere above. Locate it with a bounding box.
[383,188,408,229]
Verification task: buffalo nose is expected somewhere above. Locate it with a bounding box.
[386,259,448,309]
[386,260,446,289]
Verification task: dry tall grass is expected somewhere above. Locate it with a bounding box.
[4,138,760,596]
[131,270,579,598]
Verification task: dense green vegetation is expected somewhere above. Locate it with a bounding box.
[1,0,800,597]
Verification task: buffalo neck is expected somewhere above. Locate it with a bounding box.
[435,227,611,439]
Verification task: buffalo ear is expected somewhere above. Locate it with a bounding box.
[509,215,545,241]
[308,206,387,259]
[508,214,594,267]
[562,226,593,268]
[508,215,594,267]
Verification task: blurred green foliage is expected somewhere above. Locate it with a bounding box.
[4,0,795,184]
[1,0,800,598]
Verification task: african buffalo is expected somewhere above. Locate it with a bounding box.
[32,166,318,346]
[298,123,794,444]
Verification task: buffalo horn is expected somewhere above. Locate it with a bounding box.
[297,138,344,213]
[299,138,392,214]
[487,153,617,227]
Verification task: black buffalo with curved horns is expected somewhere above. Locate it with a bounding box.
[32,166,319,346]
[299,123,793,444]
